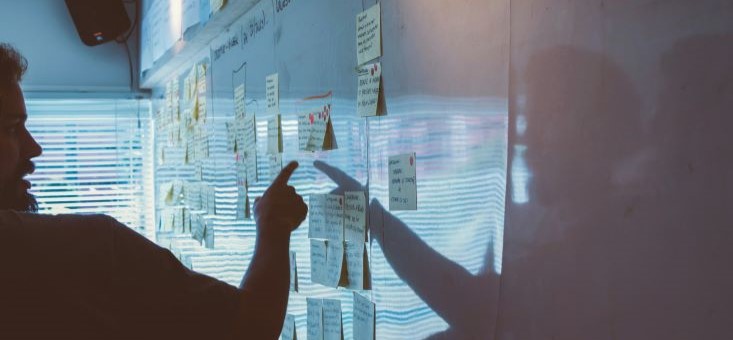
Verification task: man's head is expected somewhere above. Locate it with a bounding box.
[0,43,42,212]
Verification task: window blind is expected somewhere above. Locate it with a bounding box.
[24,98,155,239]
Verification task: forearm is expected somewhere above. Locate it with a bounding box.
[233,233,291,339]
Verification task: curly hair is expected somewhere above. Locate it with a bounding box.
[0,42,27,86]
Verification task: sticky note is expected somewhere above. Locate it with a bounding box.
[162,181,174,206]
[234,83,246,120]
[225,121,236,153]
[241,114,258,183]
[356,3,381,66]
[289,250,298,292]
[325,240,346,288]
[306,104,335,151]
[324,194,344,241]
[388,153,417,210]
[353,293,375,340]
[310,239,328,286]
[309,194,327,239]
[236,183,249,220]
[281,313,297,340]
[357,62,382,117]
[210,0,224,13]
[266,73,279,114]
[267,114,282,154]
[191,214,203,242]
[204,221,215,249]
[344,191,367,242]
[298,112,311,151]
[342,241,371,290]
[322,299,343,340]
[307,298,324,340]
[268,153,283,183]
[197,64,207,122]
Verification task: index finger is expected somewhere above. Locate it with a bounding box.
[273,161,299,187]
[313,160,361,189]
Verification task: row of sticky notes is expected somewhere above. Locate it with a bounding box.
[158,207,214,249]
[309,192,367,242]
[160,181,216,214]
[280,293,375,340]
[308,239,371,290]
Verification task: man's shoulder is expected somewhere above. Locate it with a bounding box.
[0,210,126,244]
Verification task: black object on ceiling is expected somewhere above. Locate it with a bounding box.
[65,0,131,46]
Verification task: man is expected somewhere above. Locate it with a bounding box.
[0,43,307,339]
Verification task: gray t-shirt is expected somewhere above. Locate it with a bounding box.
[0,211,239,339]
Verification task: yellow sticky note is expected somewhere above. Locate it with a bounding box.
[356,3,382,66]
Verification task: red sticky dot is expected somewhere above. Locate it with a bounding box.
[309,113,314,124]
[410,156,414,166]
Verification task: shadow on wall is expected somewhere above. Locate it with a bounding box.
[314,161,500,340]
[500,35,733,339]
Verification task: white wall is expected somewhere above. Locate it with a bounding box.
[0,0,139,93]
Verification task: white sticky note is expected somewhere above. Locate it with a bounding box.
[310,239,328,286]
[236,183,249,220]
[289,250,298,292]
[210,0,224,13]
[324,194,344,242]
[268,153,283,183]
[225,121,236,153]
[307,105,333,151]
[357,62,382,117]
[204,220,215,249]
[234,83,246,120]
[353,293,375,340]
[322,299,343,340]
[342,241,370,290]
[197,64,207,122]
[344,191,367,242]
[266,73,279,114]
[307,298,324,340]
[243,114,258,183]
[191,214,205,243]
[309,194,327,239]
[298,112,311,151]
[356,3,381,66]
[267,114,282,154]
[281,313,297,340]
[325,240,345,288]
[388,153,417,210]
